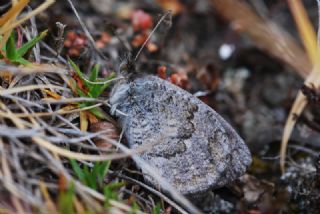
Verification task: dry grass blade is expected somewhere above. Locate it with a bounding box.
[39,181,58,213]
[211,0,311,78]
[0,0,55,35]
[0,1,230,212]
[211,0,320,174]
[0,103,169,162]
[66,0,105,59]
[0,0,29,49]
[280,0,320,172]
[0,0,29,26]
[2,103,102,118]
[0,0,55,52]
[0,1,151,212]
[0,64,68,75]
[287,0,318,64]
[0,84,70,96]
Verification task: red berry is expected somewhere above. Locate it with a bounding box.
[66,31,77,41]
[157,66,167,79]
[131,10,153,32]
[100,32,111,43]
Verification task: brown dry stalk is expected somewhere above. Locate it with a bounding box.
[280,0,320,172]
[0,0,29,26]
[0,102,102,118]
[0,0,55,49]
[0,102,159,162]
[287,0,318,64]
[0,64,68,75]
[211,0,311,78]
[0,0,55,35]
[212,0,320,172]
[0,84,70,96]
[280,69,320,172]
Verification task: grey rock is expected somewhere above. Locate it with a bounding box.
[110,74,252,195]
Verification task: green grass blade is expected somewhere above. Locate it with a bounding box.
[12,57,30,65]
[152,203,161,214]
[58,182,75,214]
[17,30,47,57]
[69,59,92,91]
[105,182,125,189]
[69,59,84,78]
[99,161,111,178]
[93,161,111,186]
[76,87,88,97]
[89,64,103,97]
[70,159,85,182]
[90,85,102,98]
[103,181,125,208]
[89,64,100,82]
[128,202,139,214]
[104,187,118,208]
[83,166,98,190]
[6,33,17,60]
[93,73,116,97]
[89,107,107,119]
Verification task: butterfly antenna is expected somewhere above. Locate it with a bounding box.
[134,10,172,62]
[105,21,132,53]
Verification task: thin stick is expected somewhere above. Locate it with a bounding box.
[134,11,172,61]
[0,64,68,75]
[66,0,106,60]
[0,84,70,96]
[280,0,320,172]
[77,76,123,85]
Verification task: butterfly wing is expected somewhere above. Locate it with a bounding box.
[110,75,252,195]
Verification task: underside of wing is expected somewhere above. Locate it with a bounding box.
[113,75,252,195]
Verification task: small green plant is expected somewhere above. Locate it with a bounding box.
[128,202,139,214]
[58,181,75,214]
[69,59,116,119]
[70,159,112,190]
[103,182,126,208]
[152,203,161,214]
[70,159,127,211]
[0,30,47,65]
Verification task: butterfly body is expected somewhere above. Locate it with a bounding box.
[110,74,252,195]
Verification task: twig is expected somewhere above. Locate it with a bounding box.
[134,11,172,61]
[66,0,107,61]
[0,64,68,75]
[40,41,68,64]
[0,84,70,96]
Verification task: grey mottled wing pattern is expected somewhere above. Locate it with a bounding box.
[110,75,251,195]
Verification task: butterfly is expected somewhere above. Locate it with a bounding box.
[108,11,251,196]
[109,70,251,195]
